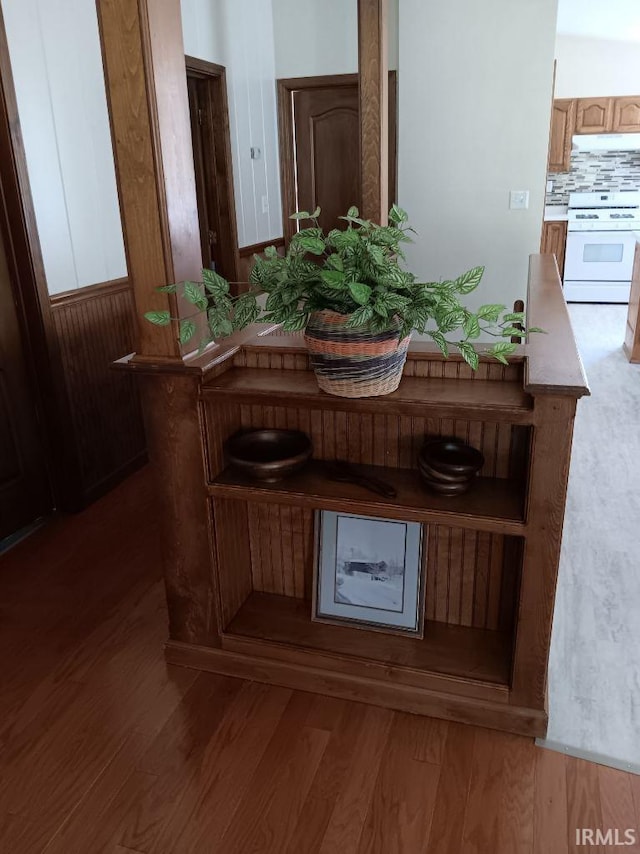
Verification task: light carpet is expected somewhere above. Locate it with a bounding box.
[538,304,640,773]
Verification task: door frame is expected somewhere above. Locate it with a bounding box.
[185,56,240,286]
[0,6,79,512]
[277,72,398,243]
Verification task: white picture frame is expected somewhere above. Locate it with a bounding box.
[313,511,425,637]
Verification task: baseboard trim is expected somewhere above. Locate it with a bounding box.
[165,639,547,738]
[64,452,148,513]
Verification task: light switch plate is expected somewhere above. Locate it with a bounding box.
[510,190,530,210]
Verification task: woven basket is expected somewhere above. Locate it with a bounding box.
[304,310,411,398]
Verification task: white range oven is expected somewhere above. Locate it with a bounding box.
[563,190,640,303]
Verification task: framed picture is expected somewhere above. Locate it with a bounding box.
[313,511,425,636]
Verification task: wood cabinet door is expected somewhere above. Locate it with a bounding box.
[548,100,575,173]
[576,98,614,133]
[540,221,568,279]
[613,97,640,132]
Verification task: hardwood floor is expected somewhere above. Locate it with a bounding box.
[0,468,638,853]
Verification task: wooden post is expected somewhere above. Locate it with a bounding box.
[358,0,389,225]
[510,396,577,709]
[97,0,218,646]
[96,0,202,359]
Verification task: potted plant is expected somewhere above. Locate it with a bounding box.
[145,206,538,397]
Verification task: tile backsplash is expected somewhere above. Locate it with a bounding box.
[546,150,640,205]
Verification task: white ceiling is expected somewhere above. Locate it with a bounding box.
[556,0,640,42]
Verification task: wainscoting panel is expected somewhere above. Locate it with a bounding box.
[50,278,146,504]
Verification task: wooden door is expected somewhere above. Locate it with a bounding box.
[540,221,568,279]
[0,225,51,540]
[576,98,614,134]
[548,100,575,173]
[613,97,640,132]
[279,73,397,240]
[186,59,239,286]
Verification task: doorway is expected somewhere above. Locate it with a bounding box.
[186,56,240,287]
[277,73,398,242]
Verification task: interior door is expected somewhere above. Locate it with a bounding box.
[281,73,398,239]
[0,224,51,541]
[186,64,239,287]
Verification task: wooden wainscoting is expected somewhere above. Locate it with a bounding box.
[50,278,146,506]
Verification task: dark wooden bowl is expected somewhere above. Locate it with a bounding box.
[419,475,471,496]
[417,457,473,484]
[226,429,313,482]
[420,439,484,477]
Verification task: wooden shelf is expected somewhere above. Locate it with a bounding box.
[201,368,534,423]
[224,592,513,687]
[208,460,526,535]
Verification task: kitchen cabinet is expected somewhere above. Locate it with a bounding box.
[576,98,614,133]
[613,97,640,132]
[548,99,575,173]
[541,221,568,279]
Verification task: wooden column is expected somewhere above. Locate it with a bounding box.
[96,0,202,359]
[98,0,218,645]
[358,0,389,225]
[510,395,577,708]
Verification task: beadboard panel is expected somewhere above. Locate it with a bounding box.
[50,280,146,502]
[212,497,253,627]
[425,526,522,632]
[232,347,523,384]
[247,502,312,600]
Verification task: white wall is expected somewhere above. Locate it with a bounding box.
[398,0,558,313]
[271,0,398,79]
[181,0,282,248]
[555,35,640,98]
[1,0,126,295]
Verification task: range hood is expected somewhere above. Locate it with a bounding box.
[572,133,640,152]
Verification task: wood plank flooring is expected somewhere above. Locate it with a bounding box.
[0,468,638,853]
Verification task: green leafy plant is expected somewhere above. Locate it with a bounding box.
[145,206,541,368]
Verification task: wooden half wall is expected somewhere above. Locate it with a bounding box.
[49,279,146,507]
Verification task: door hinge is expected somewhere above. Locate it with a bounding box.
[198,108,203,126]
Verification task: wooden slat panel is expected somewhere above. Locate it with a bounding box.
[50,283,146,499]
[247,502,314,599]
[213,498,252,628]
[203,401,240,481]
[423,527,522,631]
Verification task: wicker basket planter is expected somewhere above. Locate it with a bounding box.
[304,310,411,398]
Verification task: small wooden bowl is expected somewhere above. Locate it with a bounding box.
[417,457,472,484]
[419,476,471,496]
[226,429,313,482]
[421,439,484,477]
